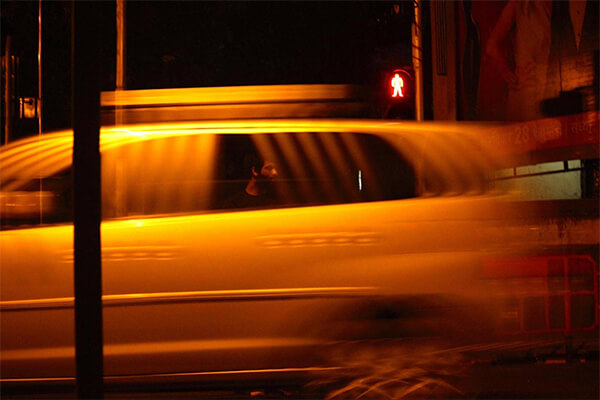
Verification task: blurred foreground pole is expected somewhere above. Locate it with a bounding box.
[72,1,103,398]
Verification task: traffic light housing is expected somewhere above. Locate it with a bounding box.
[383,68,414,119]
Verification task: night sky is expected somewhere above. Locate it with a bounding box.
[2,1,415,134]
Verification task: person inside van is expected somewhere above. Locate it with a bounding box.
[222,153,278,210]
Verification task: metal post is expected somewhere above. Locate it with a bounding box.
[38,0,43,223]
[4,36,11,144]
[412,0,424,121]
[72,1,103,398]
[116,0,126,125]
[38,0,42,134]
[116,0,126,90]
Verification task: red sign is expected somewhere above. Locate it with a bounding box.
[388,69,411,100]
[484,111,600,163]
[391,74,404,97]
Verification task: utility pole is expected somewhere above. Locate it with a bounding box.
[412,0,424,121]
[116,0,126,125]
[38,0,42,134]
[38,0,43,223]
[3,36,12,144]
[72,1,104,398]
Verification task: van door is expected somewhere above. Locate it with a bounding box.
[99,131,423,377]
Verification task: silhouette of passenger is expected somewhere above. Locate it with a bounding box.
[222,153,278,210]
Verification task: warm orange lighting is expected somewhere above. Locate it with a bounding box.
[100,85,356,107]
[391,73,404,97]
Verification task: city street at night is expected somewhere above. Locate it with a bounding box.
[1,1,599,399]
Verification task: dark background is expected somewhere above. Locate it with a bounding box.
[2,1,416,136]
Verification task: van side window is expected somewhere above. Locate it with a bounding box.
[1,132,417,226]
[102,135,217,218]
[214,132,416,211]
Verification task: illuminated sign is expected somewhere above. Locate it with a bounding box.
[19,97,38,119]
[391,74,404,98]
[387,69,412,101]
[384,68,414,118]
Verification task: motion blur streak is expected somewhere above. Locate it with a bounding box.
[272,134,316,204]
[319,132,362,202]
[101,85,356,107]
[294,133,342,203]
[1,286,378,311]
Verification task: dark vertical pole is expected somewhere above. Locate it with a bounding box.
[3,36,11,144]
[116,0,126,125]
[116,0,126,91]
[72,1,103,398]
[38,0,42,134]
[412,0,424,121]
[38,0,43,224]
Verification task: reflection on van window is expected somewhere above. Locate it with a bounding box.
[101,134,217,218]
[104,132,415,216]
[214,133,416,211]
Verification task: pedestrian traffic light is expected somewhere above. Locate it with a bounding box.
[384,68,414,119]
[391,73,405,98]
[388,69,412,100]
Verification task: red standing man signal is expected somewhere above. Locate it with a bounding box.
[391,73,404,97]
[384,68,414,119]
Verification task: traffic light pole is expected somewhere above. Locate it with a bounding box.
[412,0,424,121]
[116,0,126,125]
[72,1,104,398]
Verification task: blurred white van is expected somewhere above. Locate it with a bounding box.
[2,119,591,390]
